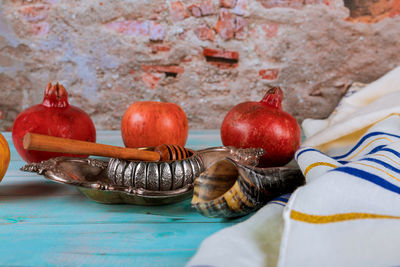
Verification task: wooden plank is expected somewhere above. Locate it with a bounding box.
[0,222,235,266]
[0,196,247,224]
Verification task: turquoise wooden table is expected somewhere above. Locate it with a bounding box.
[0,130,248,266]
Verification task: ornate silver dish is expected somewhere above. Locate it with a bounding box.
[21,157,193,205]
[21,146,265,206]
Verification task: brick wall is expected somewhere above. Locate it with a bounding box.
[1,0,400,131]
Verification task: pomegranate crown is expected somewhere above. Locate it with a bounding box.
[260,87,283,109]
[42,82,69,108]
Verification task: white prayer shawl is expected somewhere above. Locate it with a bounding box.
[280,116,400,266]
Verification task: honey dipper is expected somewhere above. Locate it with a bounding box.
[23,133,192,161]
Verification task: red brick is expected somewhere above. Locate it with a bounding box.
[260,0,304,9]
[150,44,171,53]
[141,73,162,90]
[194,25,215,41]
[18,4,50,22]
[203,48,239,60]
[142,65,185,74]
[219,0,237,8]
[170,1,189,21]
[259,68,279,80]
[106,20,149,37]
[344,0,400,22]
[215,9,236,40]
[31,22,50,36]
[208,62,238,69]
[200,0,216,15]
[261,23,278,37]
[390,0,400,18]
[188,4,202,17]
[203,48,239,68]
[0,110,4,120]
[149,21,166,41]
[188,1,216,17]
[235,17,247,39]
[232,0,247,16]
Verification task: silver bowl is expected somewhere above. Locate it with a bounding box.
[21,157,193,205]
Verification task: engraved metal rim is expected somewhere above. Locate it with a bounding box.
[106,149,204,192]
[46,171,194,198]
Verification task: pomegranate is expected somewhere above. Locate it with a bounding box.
[121,101,188,148]
[12,82,96,163]
[221,87,300,167]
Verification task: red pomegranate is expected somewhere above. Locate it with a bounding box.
[12,82,96,163]
[221,87,301,167]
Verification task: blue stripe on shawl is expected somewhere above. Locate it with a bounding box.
[362,158,400,174]
[272,196,290,203]
[269,201,286,207]
[279,193,292,199]
[296,148,319,160]
[379,148,400,159]
[333,167,400,195]
[366,145,387,156]
[332,132,400,160]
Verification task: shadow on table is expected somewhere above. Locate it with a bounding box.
[95,198,248,223]
[0,181,70,200]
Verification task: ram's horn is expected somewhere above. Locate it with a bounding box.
[192,159,305,218]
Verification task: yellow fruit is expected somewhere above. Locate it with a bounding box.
[0,133,10,182]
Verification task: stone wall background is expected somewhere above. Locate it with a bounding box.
[1,0,400,131]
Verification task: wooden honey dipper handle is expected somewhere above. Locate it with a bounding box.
[23,133,161,161]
